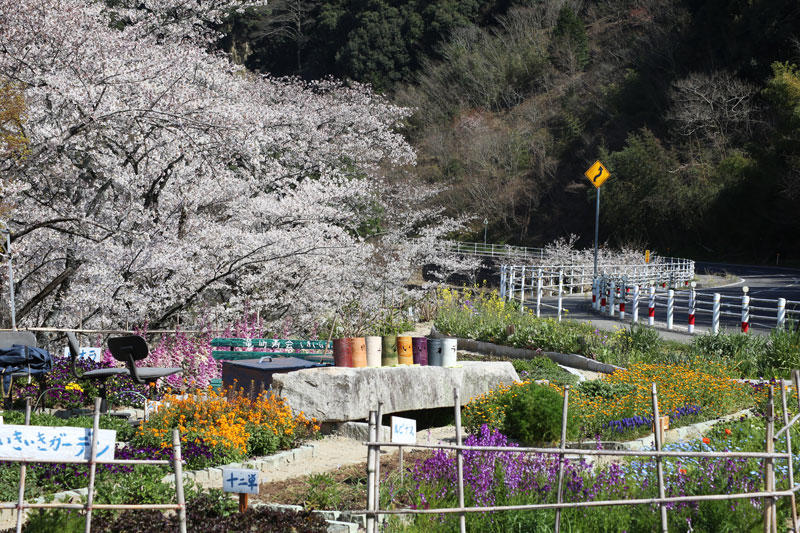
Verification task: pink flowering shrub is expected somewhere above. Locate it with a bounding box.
[145,330,220,390]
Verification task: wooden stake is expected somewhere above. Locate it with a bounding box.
[765,385,776,533]
[780,380,798,531]
[366,410,376,533]
[555,385,570,532]
[651,383,668,533]
[14,399,30,533]
[84,397,101,533]
[454,388,466,533]
[238,493,248,513]
[173,429,187,533]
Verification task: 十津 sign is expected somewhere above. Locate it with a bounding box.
[391,416,416,445]
[222,468,260,495]
[0,425,116,461]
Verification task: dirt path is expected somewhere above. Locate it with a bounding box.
[262,425,457,484]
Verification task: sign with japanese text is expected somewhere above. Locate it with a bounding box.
[222,468,260,495]
[391,416,416,445]
[63,346,103,362]
[584,160,611,188]
[0,425,116,461]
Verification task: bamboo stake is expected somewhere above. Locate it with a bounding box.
[651,383,668,533]
[366,410,376,533]
[173,429,187,533]
[374,402,383,515]
[765,386,777,533]
[454,388,466,533]
[555,384,570,532]
[14,399,30,533]
[780,380,798,531]
[84,397,101,533]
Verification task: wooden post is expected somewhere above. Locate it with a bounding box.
[764,386,776,533]
[14,399,30,533]
[399,446,404,485]
[366,410,376,533]
[555,385,570,532]
[84,397,101,533]
[173,429,187,533]
[780,381,798,531]
[238,493,248,513]
[651,383,668,533]
[454,388,466,533]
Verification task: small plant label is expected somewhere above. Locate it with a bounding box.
[0,425,116,461]
[222,468,260,495]
[391,416,416,445]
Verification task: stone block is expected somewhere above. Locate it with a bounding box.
[271,362,519,422]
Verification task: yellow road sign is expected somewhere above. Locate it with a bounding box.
[645,249,651,263]
[584,160,610,188]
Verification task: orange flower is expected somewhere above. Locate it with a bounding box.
[702,437,710,444]
[679,468,687,475]
[724,428,732,435]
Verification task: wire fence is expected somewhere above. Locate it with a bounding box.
[2,397,186,533]
[359,374,800,533]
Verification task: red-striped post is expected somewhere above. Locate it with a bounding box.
[741,287,750,333]
[687,281,696,334]
[648,286,656,326]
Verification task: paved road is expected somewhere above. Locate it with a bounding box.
[528,262,800,340]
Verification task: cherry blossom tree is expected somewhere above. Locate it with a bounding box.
[0,0,469,331]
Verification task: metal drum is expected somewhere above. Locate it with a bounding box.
[365,336,382,367]
[349,337,367,367]
[396,336,413,365]
[381,335,398,366]
[411,337,428,365]
[332,338,352,367]
[427,338,443,366]
[441,338,457,367]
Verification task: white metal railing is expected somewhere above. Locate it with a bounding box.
[498,263,695,322]
[592,274,800,334]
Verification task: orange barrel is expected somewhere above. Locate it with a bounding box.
[365,336,382,367]
[427,338,443,366]
[397,336,413,365]
[381,335,398,366]
[332,338,352,367]
[412,337,428,365]
[349,337,367,367]
[442,338,457,367]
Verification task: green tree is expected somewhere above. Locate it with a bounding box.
[551,6,588,70]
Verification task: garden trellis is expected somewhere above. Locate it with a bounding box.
[361,377,800,533]
[2,398,187,533]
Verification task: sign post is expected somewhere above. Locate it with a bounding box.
[584,160,611,277]
[391,416,416,484]
[223,468,260,513]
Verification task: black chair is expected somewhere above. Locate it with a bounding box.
[67,332,182,412]
[0,331,48,409]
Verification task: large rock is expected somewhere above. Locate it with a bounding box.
[271,362,520,423]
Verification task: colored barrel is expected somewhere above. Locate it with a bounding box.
[411,337,428,365]
[365,336,382,367]
[441,338,457,367]
[349,337,367,367]
[397,336,413,365]
[427,338,443,366]
[332,338,352,367]
[381,335,398,366]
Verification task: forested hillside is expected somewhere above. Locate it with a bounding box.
[226,0,800,264]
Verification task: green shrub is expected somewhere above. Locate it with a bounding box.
[577,380,635,399]
[762,324,800,375]
[511,357,578,386]
[503,383,567,444]
[691,331,768,376]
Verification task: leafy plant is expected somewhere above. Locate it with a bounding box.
[303,472,340,509]
[503,383,568,444]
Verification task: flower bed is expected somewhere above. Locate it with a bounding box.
[464,363,759,442]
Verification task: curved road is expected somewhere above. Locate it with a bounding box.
[531,262,800,338]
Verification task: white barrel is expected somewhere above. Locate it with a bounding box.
[365,336,382,367]
[441,338,458,367]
